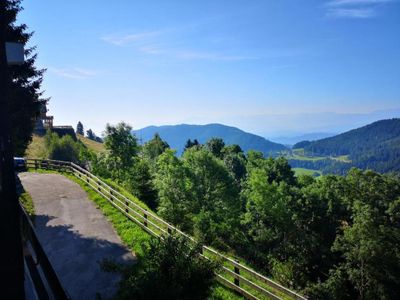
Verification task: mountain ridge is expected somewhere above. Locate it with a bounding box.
[291,118,400,173]
[132,123,287,156]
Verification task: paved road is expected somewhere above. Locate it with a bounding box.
[19,172,135,300]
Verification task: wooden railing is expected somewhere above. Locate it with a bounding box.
[26,158,307,300]
[21,205,70,300]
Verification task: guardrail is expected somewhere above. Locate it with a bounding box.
[26,158,307,300]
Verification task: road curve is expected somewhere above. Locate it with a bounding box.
[19,172,135,300]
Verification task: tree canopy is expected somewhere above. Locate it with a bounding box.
[5,0,47,155]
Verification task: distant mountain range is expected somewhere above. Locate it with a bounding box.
[132,124,287,156]
[292,118,400,174]
[206,108,400,137]
[270,132,336,146]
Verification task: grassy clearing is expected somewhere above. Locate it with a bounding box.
[331,155,351,163]
[287,149,351,164]
[25,135,47,158]
[293,168,322,177]
[29,169,243,299]
[289,153,325,161]
[77,134,105,153]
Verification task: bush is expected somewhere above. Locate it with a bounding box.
[103,235,219,300]
[44,131,86,163]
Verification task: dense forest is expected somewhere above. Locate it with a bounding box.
[47,121,400,299]
[292,118,400,174]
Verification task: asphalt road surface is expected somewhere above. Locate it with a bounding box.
[20,172,135,300]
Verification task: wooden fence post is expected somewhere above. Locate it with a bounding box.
[144,210,148,227]
[125,200,129,213]
[234,260,240,286]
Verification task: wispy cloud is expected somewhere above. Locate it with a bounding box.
[327,0,393,6]
[101,30,164,46]
[327,7,376,18]
[49,67,99,79]
[102,29,258,62]
[175,51,257,61]
[325,0,394,18]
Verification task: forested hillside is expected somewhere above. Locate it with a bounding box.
[132,123,287,156]
[87,122,400,299]
[291,119,400,174]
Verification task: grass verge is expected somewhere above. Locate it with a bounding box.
[19,191,35,221]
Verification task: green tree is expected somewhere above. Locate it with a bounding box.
[155,147,241,247]
[6,0,47,155]
[154,149,194,230]
[104,122,138,177]
[223,152,247,182]
[182,148,241,246]
[205,138,225,158]
[86,128,95,140]
[222,144,243,156]
[184,138,200,151]
[142,133,169,161]
[104,235,218,300]
[44,131,82,163]
[330,170,400,299]
[126,158,158,210]
[76,121,84,135]
[242,167,294,267]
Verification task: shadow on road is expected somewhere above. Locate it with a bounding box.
[34,214,135,300]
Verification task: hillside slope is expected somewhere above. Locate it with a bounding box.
[292,118,400,173]
[77,134,105,153]
[133,123,286,156]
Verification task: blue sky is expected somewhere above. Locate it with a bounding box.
[19,0,400,136]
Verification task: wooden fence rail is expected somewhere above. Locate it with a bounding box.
[25,158,307,300]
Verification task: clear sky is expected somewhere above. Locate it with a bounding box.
[19,0,400,136]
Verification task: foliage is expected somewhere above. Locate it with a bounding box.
[88,126,400,299]
[155,148,241,247]
[125,158,158,210]
[206,138,225,158]
[184,138,200,152]
[86,128,95,140]
[104,122,139,175]
[142,133,169,161]
[42,130,90,163]
[5,0,47,156]
[76,121,84,135]
[103,235,219,300]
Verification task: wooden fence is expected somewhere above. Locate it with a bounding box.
[21,205,70,300]
[25,158,307,300]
